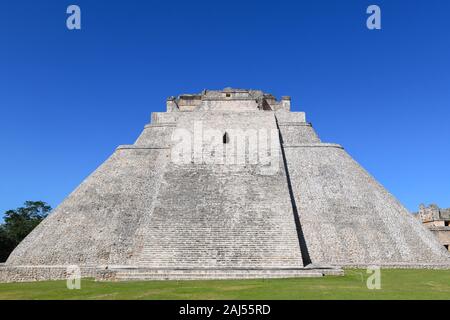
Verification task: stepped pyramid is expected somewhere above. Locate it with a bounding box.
[2,88,449,282]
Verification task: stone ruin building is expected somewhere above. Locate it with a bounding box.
[1,88,449,282]
[416,204,450,252]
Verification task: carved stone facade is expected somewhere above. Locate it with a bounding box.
[416,205,450,251]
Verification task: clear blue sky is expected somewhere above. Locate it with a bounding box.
[1,0,449,217]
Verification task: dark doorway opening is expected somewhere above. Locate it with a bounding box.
[223,132,230,144]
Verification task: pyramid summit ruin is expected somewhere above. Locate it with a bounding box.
[1,88,449,282]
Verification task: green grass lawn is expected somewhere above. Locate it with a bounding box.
[0,269,449,300]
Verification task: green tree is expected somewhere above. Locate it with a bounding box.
[0,201,51,262]
[0,226,15,263]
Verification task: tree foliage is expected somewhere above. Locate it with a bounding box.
[0,201,51,262]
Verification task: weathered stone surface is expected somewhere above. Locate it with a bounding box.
[416,205,450,252]
[129,111,304,269]
[97,268,328,281]
[7,148,169,266]
[284,145,449,265]
[2,88,449,282]
[0,266,97,283]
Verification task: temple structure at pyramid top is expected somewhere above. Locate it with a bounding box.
[166,88,293,112]
[1,88,449,282]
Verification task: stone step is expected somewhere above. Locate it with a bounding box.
[114,272,323,281]
[129,113,307,270]
[112,268,319,274]
[95,267,343,281]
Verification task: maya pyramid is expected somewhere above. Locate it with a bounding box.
[2,88,449,282]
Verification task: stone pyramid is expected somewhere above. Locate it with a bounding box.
[2,88,449,282]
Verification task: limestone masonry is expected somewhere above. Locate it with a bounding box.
[416,205,450,252]
[1,88,449,282]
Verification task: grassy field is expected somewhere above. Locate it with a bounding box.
[0,269,449,300]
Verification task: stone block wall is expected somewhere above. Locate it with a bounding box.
[0,266,97,283]
[134,124,176,147]
[6,148,169,266]
[283,145,450,265]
